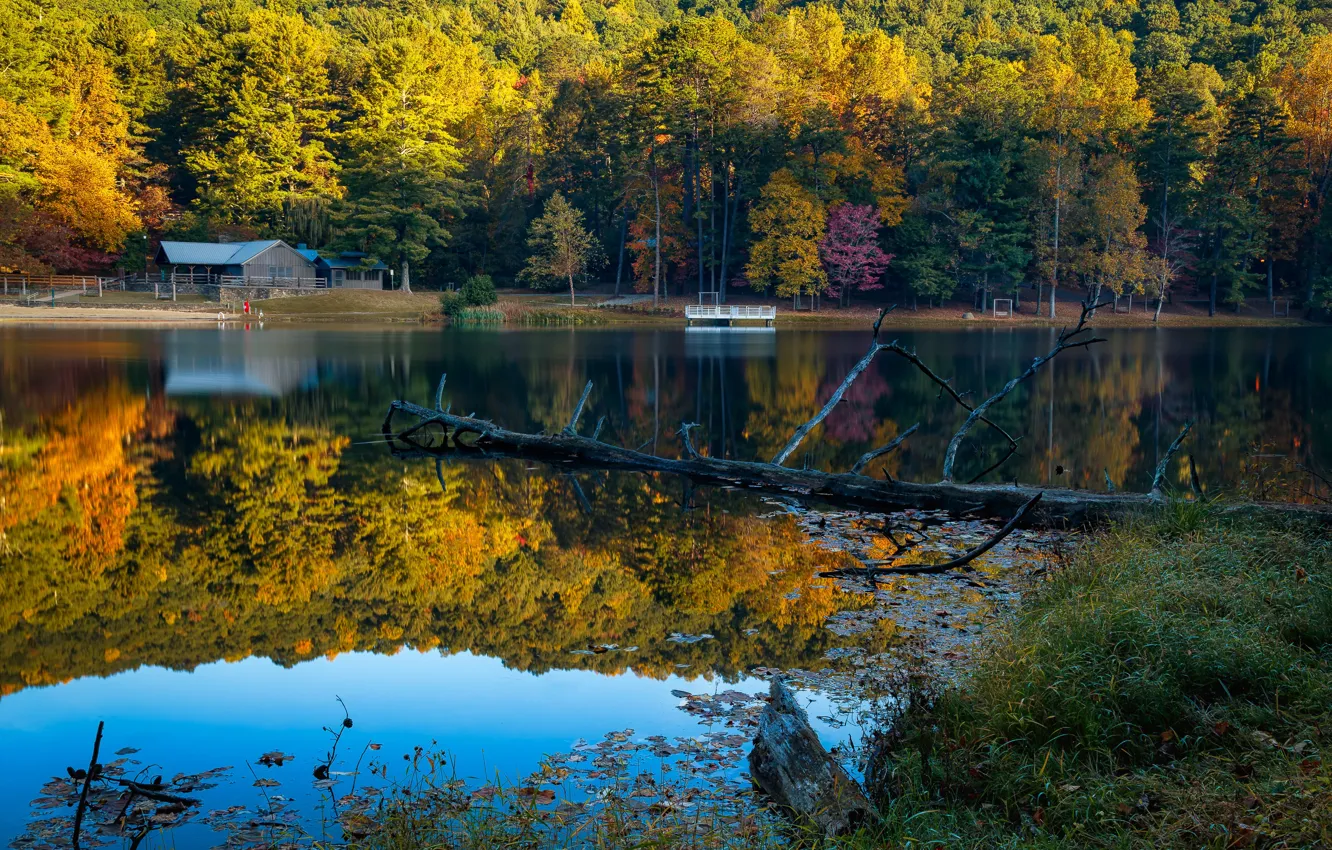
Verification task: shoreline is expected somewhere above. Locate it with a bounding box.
[0,293,1321,329]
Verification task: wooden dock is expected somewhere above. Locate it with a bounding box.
[684,304,776,327]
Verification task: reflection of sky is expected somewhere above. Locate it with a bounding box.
[1,651,838,845]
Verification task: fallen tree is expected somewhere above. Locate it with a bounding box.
[383,300,1330,563]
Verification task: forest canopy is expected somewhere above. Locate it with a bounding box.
[1,0,1330,310]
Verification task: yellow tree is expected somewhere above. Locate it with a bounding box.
[1026,27,1150,316]
[745,169,827,308]
[1277,36,1332,305]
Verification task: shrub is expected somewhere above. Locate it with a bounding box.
[459,274,498,306]
[439,291,464,318]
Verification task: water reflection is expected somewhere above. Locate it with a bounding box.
[0,323,1328,840]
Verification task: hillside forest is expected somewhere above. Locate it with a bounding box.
[1,0,1330,312]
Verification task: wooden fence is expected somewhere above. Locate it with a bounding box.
[1,275,106,296]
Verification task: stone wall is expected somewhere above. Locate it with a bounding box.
[200,284,329,305]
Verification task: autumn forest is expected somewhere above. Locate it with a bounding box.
[1,0,1331,311]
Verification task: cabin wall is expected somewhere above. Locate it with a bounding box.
[242,244,318,282]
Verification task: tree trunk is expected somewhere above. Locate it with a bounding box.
[719,163,731,304]
[653,167,662,309]
[1051,154,1061,319]
[614,209,627,297]
[400,260,412,294]
[749,679,869,837]
[569,272,576,307]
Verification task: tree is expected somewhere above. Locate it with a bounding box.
[746,170,827,309]
[335,28,481,292]
[1138,63,1220,320]
[820,203,891,307]
[179,8,341,231]
[522,191,604,305]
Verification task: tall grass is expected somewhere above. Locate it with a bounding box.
[857,504,1332,848]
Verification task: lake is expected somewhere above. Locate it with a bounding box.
[1,323,1328,845]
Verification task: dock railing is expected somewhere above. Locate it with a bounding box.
[684,304,777,322]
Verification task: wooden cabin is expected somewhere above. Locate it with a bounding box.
[295,245,389,290]
[156,240,319,286]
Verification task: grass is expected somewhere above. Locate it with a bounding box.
[253,290,442,320]
[347,505,1331,849]
[846,503,1332,849]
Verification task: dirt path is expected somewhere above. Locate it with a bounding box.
[0,304,225,323]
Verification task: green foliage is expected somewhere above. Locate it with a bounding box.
[3,0,1332,304]
[459,273,498,305]
[520,192,604,305]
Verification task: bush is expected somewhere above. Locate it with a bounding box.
[439,291,464,318]
[459,274,498,306]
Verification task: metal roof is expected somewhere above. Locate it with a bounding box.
[156,240,287,266]
[316,253,389,270]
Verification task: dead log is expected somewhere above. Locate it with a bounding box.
[748,678,870,836]
[382,400,1330,528]
[382,299,1332,529]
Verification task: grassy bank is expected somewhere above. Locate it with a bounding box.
[346,505,1330,849]
[853,503,1332,849]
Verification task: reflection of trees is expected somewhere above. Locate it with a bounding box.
[0,402,864,696]
[3,327,1328,696]
[0,383,147,642]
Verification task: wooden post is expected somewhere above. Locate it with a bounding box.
[97,277,103,297]
[173,280,177,301]
[82,277,87,295]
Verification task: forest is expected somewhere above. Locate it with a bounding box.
[0,0,1329,312]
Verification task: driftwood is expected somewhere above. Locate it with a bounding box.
[748,679,869,836]
[382,299,1331,558]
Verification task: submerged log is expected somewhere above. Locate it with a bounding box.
[748,679,870,836]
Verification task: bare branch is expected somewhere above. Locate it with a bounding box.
[72,721,104,850]
[966,436,1023,485]
[592,416,606,442]
[880,342,1019,454]
[1151,420,1194,494]
[940,300,1107,482]
[434,373,447,412]
[851,423,919,477]
[107,778,201,806]
[820,493,1042,578]
[773,343,887,466]
[679,422,703,460]
[565,380,594,435]
[871,304,897,343]
[1104,468,1116,492]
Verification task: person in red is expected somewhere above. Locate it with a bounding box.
[243,300,250,315]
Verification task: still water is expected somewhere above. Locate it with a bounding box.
[1,323,1328,843]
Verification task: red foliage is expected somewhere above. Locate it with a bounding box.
[819,203,892,298]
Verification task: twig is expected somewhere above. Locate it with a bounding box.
[940,300,1107,482]
[820,493,1043,578]
[966,437,1023,484]
[1151,421,1195,494]
[1104,468,1115,492]
[851,423,920,477]
[565,381,594,435]
[72,720,104,850]
[592,416,606,442]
